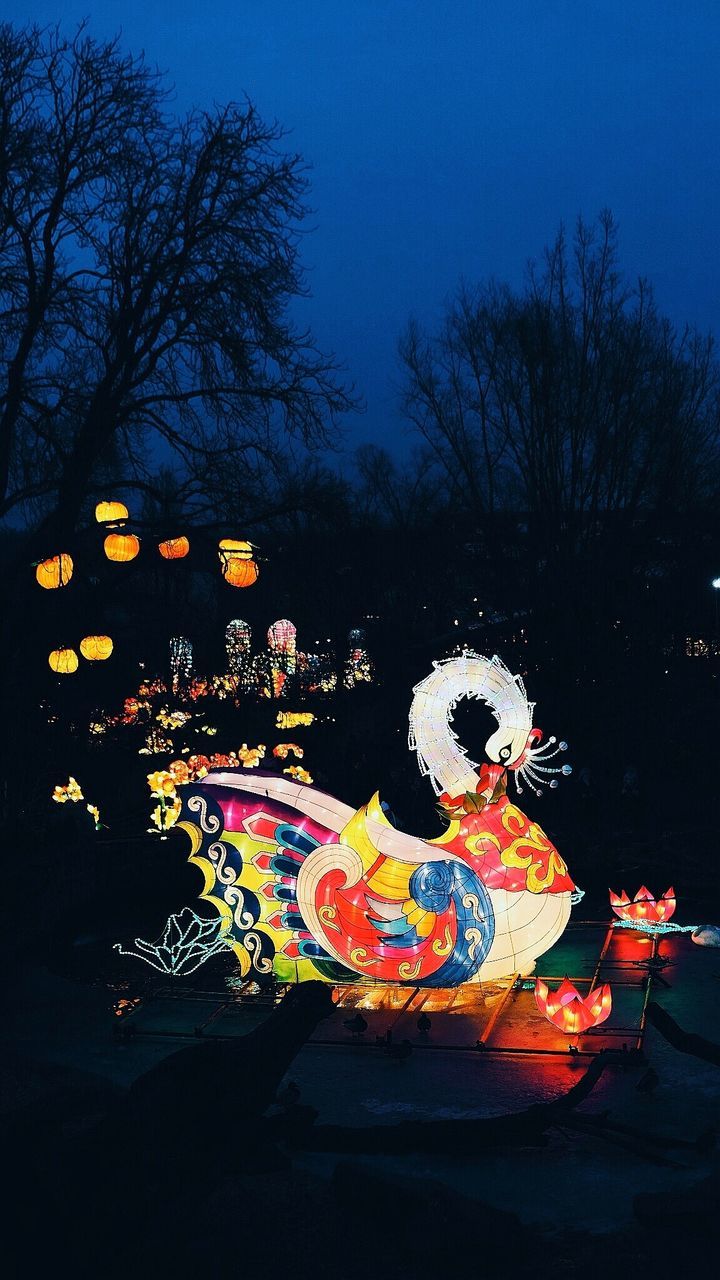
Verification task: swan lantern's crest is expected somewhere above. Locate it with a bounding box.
[177,652,575,987]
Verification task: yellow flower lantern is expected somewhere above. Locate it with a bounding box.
[79,635,114,661]
[48,647,79,675]
[104,532,140,562]
[158,536,190,560]
[95,500,129,527]
[36,553,73,589]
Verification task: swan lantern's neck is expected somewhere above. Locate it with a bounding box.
[408,649,571,799]
[408,652,533,797]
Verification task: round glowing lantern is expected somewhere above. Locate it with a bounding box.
[48,647,79,675]
[223,558,259,588]
[219,538,253,562]
[36,553,73,589]
[218,538,258,587]
[80,635,114,661]
[95,500,129,527]
[104,532,140,562]
[158,536,190,560]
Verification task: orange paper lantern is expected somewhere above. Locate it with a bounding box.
[95,500,129,527]
[36,553,73,589]
[609,886,676,925]
[104,532,140,562]
[222,558,259,588]
[80,635,114,661]
[158,536,190,560]
[48,647,79,675]
[534,977,612,1034]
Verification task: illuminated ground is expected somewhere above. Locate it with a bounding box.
[5,922,720,1237]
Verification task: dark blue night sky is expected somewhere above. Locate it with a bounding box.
[6,1,720,456]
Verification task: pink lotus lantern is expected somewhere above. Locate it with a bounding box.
[609,886,676,925]
[534,977,612,1034]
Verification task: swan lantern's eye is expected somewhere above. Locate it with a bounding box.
[499,744,512,762]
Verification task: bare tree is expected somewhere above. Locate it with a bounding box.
[0,23,352,540]
[354,443,438,530]
[399,212,720,556]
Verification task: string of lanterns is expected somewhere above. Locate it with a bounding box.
[49,635,114,674]
[35,501,259,585]
[38,502,260,673]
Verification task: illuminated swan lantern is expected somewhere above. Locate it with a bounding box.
[179,653,575,985]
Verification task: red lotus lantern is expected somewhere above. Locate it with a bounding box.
[609,886,676,925]
[534,977,612,1034]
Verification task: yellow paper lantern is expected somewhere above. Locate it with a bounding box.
[223,558,259,588]
[36,553,73,589]
[218,538,253,562]
[104,532,140,562]
[80,635,114,661]
[158,536,190,560]
[49,647,79,675]
[95,500,129,527]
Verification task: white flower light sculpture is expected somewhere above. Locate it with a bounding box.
[113,908,231,976]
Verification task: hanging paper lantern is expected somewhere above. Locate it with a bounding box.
[609,886,676,925]
[36,553,73,589]
[534,977,612,1034]
[223,558,259,588]
[218,538,253,562]
[104,532,140,562]
[218,539,257,586]
[79,635,114,661]
[158,536,190,560]
[48,647,79,675]
[95,500,129,527]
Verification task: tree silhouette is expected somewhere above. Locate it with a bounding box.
[399,211,720,557]
[0,23,352,540]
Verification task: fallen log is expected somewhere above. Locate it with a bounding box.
[290,1049,626,1154]
[122,980,335,1155]
[5,984,336,1275]
[646,1001,720,1066]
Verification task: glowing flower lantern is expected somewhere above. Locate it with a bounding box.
[276,711,314,729]
[534,977,612,1034]
[48,647,79,675]
[79,635,114,661]
[36,553,73,589]
[218,538,259,588]
[104,532,140,562]
[158,536,189,560]
[283,765,313,784]
[609,886,676,925]
[273,742,304,760]
[95,500,128,527]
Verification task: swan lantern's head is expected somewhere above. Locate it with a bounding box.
[409,651,571,797]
